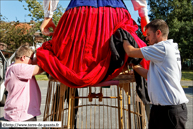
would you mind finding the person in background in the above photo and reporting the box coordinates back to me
[123,19,189,129]
[4,45,43,129]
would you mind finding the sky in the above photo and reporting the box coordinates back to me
[0,0,143,23]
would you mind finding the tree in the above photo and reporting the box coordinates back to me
[0,0,65,51]
[0,21,36,51]
[146,0,193,62]
[18,0,65,38]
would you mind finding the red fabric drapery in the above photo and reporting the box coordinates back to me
[37,7,149,88]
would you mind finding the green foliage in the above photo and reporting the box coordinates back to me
[18,0,65,40]
[0,0,66,50]
[0,21,35,51]
[146,0,193,60]
[18,0,65,26]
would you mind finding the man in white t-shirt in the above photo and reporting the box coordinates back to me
[123,19,189,129]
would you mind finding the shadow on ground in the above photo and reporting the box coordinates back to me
[183,87,193,96]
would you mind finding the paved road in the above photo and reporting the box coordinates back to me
[0,80,193,129]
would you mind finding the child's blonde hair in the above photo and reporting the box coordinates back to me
[15,45,34,59]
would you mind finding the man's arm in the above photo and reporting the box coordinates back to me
[123,40,144,58]
[133,65,148,79]
[123,40,148,78]
[33,65,44,76]
[31,57,44,76]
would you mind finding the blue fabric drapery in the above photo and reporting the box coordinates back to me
[66,0,127,10]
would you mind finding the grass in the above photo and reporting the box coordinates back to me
[181,70,193,81]
[35,70,193,81]
[35,74,48,80]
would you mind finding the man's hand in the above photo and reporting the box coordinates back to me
[32,57,37,65]
[133,65,148,79]
[123,40,144,58]
[40,18,56,36]
[141,16,150,37]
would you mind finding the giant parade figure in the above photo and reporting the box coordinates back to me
[37,0,150,88]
